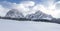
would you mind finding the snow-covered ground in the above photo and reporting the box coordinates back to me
[0,19,60,31]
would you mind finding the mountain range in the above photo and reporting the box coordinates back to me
[5,9,53,20]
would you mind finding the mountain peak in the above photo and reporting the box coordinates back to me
[5,9,24,18]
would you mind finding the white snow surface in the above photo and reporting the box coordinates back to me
[0,19,60,31]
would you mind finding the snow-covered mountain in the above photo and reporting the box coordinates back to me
[26,11,53,20]
[5,9,53,20]
[5,9,24,18]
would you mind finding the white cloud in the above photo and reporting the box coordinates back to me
[53,1,60,18]
[0,1,17,9]
[55,1,60,10]
[0,1,35,16]
[0,5,10,16]
[0,1,17,17]
[32,1,60,18]
[0,1,60,18]
[15,1,35,16]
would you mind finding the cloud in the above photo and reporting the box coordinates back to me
[0,1,17,9]
[0,1,17,16]
[0,5,9,16]
[0,0,60,18]
[0,1,35,16]
[15,1,35,16]
[32,0,60,18]
[55,1,60,10]
[53,1,60,18]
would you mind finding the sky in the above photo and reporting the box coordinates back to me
[0,0,60,18]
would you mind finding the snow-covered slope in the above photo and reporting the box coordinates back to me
[0,19,60,31]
